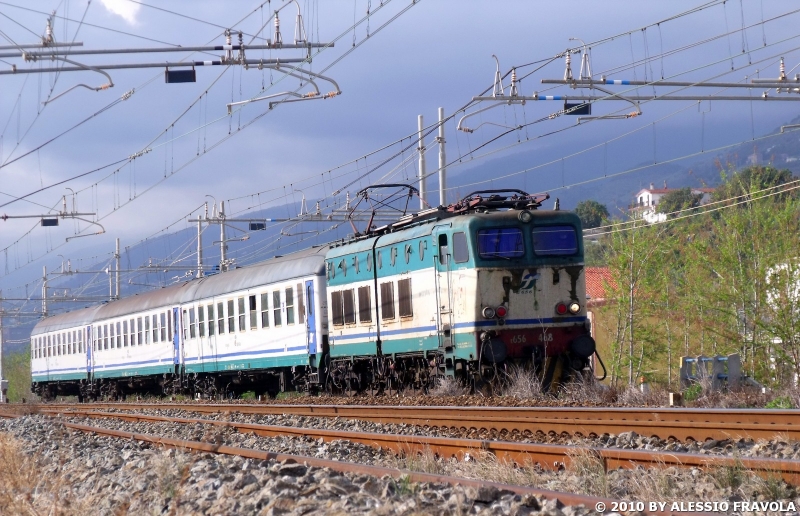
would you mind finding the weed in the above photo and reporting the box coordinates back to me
[684,383,702,401]
[276,391,304,401]
[567,447,609,498]
[501,365,544,400]
[239,391,257,400]
[765,396,793,409]
[429,377,469,397]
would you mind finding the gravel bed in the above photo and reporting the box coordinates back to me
[14,413,800,513]
[0,415,593,516]
[101,407,800,462]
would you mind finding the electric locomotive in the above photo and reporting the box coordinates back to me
[325,188,596,394]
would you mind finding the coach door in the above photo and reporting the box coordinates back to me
[172,307,182,366]
[433,228,454,349]
[305,280,317,355]
[86,326,93,379]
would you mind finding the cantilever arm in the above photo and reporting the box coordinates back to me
[43,56,114,104]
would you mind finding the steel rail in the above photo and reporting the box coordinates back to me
[49,419,623,514]
[42,403,800,442]
[46,408,800,486]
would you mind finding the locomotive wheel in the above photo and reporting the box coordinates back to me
[345,373,360,397]
[386,376,402,396]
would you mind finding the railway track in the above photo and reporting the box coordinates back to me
[43,402,800,441]
[38,407,800,486]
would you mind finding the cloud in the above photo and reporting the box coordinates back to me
[100,0,141,25]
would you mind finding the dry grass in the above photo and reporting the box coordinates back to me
[429,377,469,397]
[566,447,609,498]
[501,365,544,400]
[559,375,613,405]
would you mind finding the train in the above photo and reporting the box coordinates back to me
[30,188,597,401]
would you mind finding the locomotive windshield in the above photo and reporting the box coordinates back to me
[477,228,525,259]
[531,225,578,256]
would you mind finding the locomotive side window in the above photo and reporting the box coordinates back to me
[343,289,355,324]
[380,282,395,320]
[249,295,258,330]
[286,288,295,325]
[366,253,372,271]
[260,293,270,329]
[419,240,426,261]
[405,244,412,264]
[390,247,398,267]
[297,283,305,324]
[238,298,246,331]
[398,278,413,318]
[273,292,282,327]
[207,305,215,336]
[228,300,235,332]
[217,302,225,334]
[354,256,360,274]
[477,228,525,259]
[453,232,469,263]
[438,234,448,263]
[357,285,372,323]
[331,291,344,326]
[531,225,578,256]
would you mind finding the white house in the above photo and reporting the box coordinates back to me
[629,181,715,223]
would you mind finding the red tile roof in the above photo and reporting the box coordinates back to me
[586,267,615,306]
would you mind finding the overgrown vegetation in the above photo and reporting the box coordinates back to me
[4,348,32,402]
[590,165,800,389]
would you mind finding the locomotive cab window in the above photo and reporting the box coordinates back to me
[477,228,525,259]
[343,289,355,325]
[453,232,470,263]
[331,291,344,326]
[531,225,578,256]
[357,285,372,323]
[380,282,395,320]
[438,234,448,263]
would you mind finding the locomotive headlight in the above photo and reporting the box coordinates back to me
[482,307,496,319]
[568,302,581,314]
[517,210,533,223]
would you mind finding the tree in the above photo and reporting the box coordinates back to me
[656,187,703,214]
[574,200,610,229]
[712,165,796,202]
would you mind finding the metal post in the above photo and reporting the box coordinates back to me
[0,291,5,403]
[42,266,47,318]
[197,206,204,278]
[219,201,227,272]
[115,238,121,300]
[438,107,447,207]
[418,115,426,210]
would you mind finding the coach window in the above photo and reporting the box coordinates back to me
[249,295,257,330]
[260,293,270,329]
[286,288,295,325]
[273,291,282,327]
[56,334,61,355]
[189,308,196,339]
[67,332,72,354]
[145,316,151,344]
[453,232,469,263]
[331,291,344,326]
[197,307,205,338]
[115,322,120,348]
[79,331,84,353]
[419,240,427,261]
[353,256,360,274]
[366,253,373,272]
[217,302,225,334]
[110,324,116,349]
[405,244,412,264]
[161,313,167,341]
[103,324,109,350]
[207,305,215,336]
[183,310,189,339]
[238,298,246,331]
[380,282,395,320]
[390,247,398,267]
[153,314,159,342]
[296,283,305,324]
[137,317,143,345]
[438,234,449,263]
[228,300,235,332]
[122,321,128,347]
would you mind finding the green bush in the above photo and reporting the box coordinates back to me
[684,383,702,402]
[765,396,793,409]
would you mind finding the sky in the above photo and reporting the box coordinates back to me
[1,0,800,301]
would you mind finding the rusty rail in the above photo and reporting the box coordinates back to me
[45,408,800,486]
[57,420,621,513]
[42,402,800,441]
